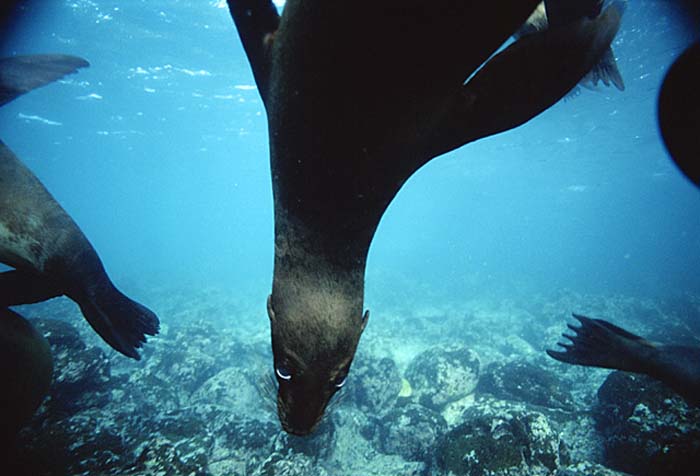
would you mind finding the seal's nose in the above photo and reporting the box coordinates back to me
[278,397,325,436]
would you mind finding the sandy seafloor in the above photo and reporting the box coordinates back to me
[7,277,700,476]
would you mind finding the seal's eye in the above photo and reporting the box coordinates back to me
[276,366,292,381]
[334,375,347,388]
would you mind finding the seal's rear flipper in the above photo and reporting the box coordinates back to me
[0,54,89,106]
[547,313,655,373]
[0,270,62,306]
[581,47,625,90]
[75,284,159,360]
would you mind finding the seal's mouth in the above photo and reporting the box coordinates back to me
[277,396,326,436]
[281,417,321,436]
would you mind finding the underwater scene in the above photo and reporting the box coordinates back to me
[1,0,699,475]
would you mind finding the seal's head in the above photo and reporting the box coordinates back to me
[267,294,368,435]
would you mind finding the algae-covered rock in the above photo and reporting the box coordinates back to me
[190,365,260,415]
[372,402,446,462]
[208,413,277,467]
[594,371,700,476]
[345,355,402,415]
[253,452,330,476]
[477,360,575,411]
[434,401,567,476]
[131,435,209,476]
[555,461,631,476]
[12,408,132,476]
[405,344,480,410]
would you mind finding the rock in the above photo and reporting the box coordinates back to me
[477,360,575,411]
[131,435,209,476]
[555,461,631,476]
[155,409,214,462]
[344,355,402,415]
[137,337,217,396]
[433,400,568,476]
[32,318,85,351]
[370,402,447,462]
[252,452,329,476]
[594,371,700,476]
[12,408,131,476]
[190,366,261,415]
[209,415,278,471]
[405,345,480,410]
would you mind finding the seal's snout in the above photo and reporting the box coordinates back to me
[277,392,326,436]
[281,418,319,437]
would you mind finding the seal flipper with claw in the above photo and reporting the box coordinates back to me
[0,54,159,359]
[548,313,700,405]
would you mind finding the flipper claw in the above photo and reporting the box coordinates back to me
[547,313,652,373]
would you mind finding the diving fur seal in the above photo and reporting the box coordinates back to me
[0,54,159,359]
[228,0,625,435]
[548,314,700,405]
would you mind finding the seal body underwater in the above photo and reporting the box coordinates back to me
[548,314,700,405]
[0,307,52,446]
[228,0,625,435]
[0,54,159,359]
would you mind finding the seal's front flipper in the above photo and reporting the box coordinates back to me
[73,281,159,360]
[0,270,62,306]
[547,313,656,373]
[426,1,624,159]
[0,54,89,106]
[227,0,280,106]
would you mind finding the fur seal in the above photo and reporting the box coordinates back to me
[0,54,159,359]
[548,314,700,405]
[0,307,52,445]
[228,0,625,435]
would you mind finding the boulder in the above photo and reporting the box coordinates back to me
[477,360,575,411]
[594,371,700,476]
[434,400,568,476]
[405,345,480,410]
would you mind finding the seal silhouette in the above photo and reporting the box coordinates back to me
[0,54,159,359]
[228,0,625,435]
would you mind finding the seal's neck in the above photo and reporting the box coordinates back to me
[270,212,368,330]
